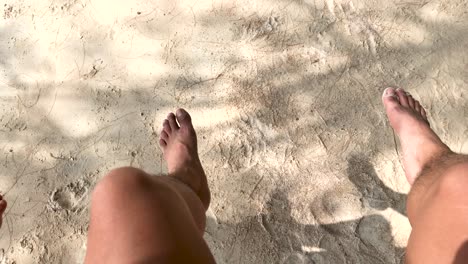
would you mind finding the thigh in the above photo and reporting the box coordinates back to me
[84,168,216,264]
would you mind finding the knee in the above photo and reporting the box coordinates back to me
[92,167,152,201]
[435,162,468,199]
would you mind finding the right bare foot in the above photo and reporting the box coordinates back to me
[382,87,451,185]
[159,109,211,210]
[0,195,6,228]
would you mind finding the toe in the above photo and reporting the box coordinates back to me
[407,94,415,109]
[160,131,169,141]
[176,108,194,130]
[0,200,6,213]
[159,139,167,148]
[167,113,179,130]
[382,87,401,110]
[414,101,421,113]
[163,119,171,133]
[421,107,427,119]
[396,88,409,107]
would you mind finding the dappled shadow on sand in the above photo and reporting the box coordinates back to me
[207,154,406,264]
[1,0,468,262]
[208,193,405,263]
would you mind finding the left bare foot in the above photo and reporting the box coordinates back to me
[159,109,211,210]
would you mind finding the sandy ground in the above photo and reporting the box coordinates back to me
[1,0,468,263]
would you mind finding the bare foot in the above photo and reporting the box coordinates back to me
[0,195,7,228]
[382,87,451,185]
[159,109,210,209]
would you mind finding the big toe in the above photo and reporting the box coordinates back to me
[176,108,194,130]
[0,200,7,214]
[382,87,401,111]
[0,198,4,228]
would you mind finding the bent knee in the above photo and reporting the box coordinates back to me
[92,167,152,200]
[435,162,468,199]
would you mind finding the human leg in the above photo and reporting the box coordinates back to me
[85,109,215,264]
[383,87,468,263]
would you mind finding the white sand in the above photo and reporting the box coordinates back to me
[1,0,468,263]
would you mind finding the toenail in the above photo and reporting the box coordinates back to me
[383,88,396,97]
